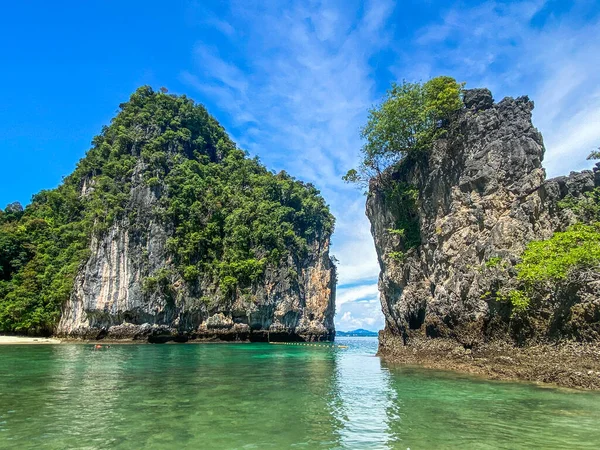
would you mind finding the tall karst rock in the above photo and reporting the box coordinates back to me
[367,88,600,385]
[0,87,336,342]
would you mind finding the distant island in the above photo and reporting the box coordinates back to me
[336,329,378,337]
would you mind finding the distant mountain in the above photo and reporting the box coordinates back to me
[336,329,378,337]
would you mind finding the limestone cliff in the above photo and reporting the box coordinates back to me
[0,86,335,341]
[367,89,600,355]
[56,89,336,342]
[57,202,335,342]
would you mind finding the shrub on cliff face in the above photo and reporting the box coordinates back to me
[517,223,600,284]
[0,86,334,334]
[496,178,600,316]
[343,76,464,184]
[384,182,421,256]
[587,148,600,160]
[558,187,600,223]
[505,223,600,315]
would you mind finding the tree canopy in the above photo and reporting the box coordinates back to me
[344,76,464,184]
[587,148,600,160]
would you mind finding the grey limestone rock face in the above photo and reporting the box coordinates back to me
[57,163,336,342]
[463,88,494,111]
[367,88,599,347]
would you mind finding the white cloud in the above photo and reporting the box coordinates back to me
[337,283,379,306]
[192,44,250,95]
[179,71,257,126]
[528,20,600,176]
[336,299,384,331]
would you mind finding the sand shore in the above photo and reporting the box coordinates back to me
[0,335,62,345]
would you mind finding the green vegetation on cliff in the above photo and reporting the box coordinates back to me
[506,188,600,313]
[385,182,421,261]
[0,86,334,334]
[517,223,600,285]
[345,76,463,262]
[344,76,464,184]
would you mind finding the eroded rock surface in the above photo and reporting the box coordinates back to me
[58,172,335,342]
[367,89,600,352]
[58,175,335,342]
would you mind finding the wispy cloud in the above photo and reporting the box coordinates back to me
[180,0,392,284]
[337,283,379,306]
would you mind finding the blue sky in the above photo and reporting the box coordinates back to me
[1,0,599,331]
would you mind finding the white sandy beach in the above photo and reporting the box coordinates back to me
[0,336,62,344]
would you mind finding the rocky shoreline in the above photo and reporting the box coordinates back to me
[56,318,334,343]
[0,332,332,345]
[378,329,600,390]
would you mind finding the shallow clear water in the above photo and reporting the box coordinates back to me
[1,337,599,449]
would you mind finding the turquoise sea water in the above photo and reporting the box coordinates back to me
[1,337,599,449]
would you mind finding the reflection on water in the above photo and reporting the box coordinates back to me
[1,338,600,449]
[333,338,398,449]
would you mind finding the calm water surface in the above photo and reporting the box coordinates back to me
[1,337,599,449]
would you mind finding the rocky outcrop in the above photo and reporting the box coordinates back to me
[57,167,335,342]
[57,191,334,341]
[367,89,600,373]
[53,88,336,343]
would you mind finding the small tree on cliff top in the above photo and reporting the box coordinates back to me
[587,148,600,160]
[344,76,464,184]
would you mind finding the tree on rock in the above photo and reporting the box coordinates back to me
[344,76,464,184]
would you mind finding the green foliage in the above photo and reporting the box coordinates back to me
[162,152,332,290]
[387,228,406,237]
[485,257,503,268]
[498,290,531,315]
[146,177,161,188]
[345,76,464,183]
[287,267,298,281]
[587,148,600,160]
[182,265,201,282]
[0,191,92,334]
[0,86,334,334]
[558,187,600,223]
[219,276,238,294]
[501,189,600,316]
[341,169,360,184]
[142,268,176,306]
[142,276,158,294]
[516,223,600,285]
[388,251,406,262]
